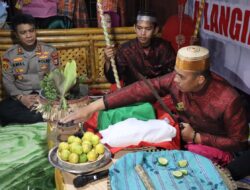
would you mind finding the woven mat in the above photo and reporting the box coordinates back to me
[214,164,237,190]
[59,148,239,190]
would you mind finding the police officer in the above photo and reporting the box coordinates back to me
[0,14,60,126]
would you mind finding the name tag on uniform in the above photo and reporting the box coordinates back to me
[13,57,23,62]
[15,68,24,73]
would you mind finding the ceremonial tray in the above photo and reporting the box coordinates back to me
[48,146,112,174]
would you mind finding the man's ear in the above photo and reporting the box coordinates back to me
[153,26,159,35]
[198,75,206,85]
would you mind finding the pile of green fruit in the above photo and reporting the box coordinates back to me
[158,157,189,178]
[57,131,105,164]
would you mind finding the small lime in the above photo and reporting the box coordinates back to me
[158,157,168,166]
[180,169,188,175]
[79,153,88,163]
[178,160,188,167]
[172,170,183,178]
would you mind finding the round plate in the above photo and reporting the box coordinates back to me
[48,146,112,174]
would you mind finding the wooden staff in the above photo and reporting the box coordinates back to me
[191,0,205,44]
[97,0,121,89]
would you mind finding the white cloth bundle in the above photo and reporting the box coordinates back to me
[100,118,176,147]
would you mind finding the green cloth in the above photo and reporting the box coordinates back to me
[0,123,55,190]
[97,102,156,131]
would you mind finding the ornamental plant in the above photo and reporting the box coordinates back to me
[37,60,87,116]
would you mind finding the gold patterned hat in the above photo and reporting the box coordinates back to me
[175,45,210,71]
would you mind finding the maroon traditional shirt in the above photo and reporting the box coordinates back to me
[104,72,249,152]
[104,38,176,86]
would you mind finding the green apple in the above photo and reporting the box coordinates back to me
[67,135,76,144]
[82,131,94,141]
[82,143,92,153]
[91,135,100,146]
[71,144,83,155]
[68,153,79,164]
[95,143,105,154]
[60,149,70,161]
[79,153,88,163]
[58,142,69,152]
[87,150,98,162]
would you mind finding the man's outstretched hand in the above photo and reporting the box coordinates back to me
[59,98,106,124]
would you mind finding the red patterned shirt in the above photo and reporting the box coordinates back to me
[105,38,176,86]
[104,72,249,152]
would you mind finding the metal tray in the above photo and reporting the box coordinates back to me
[48,146,112,174]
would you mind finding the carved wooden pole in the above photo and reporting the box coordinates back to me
[97,0,121,89]
[191,0,205,44]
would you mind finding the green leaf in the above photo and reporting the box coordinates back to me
[62,60,77,96]
[49,69,65,95]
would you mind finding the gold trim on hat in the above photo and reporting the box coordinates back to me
[175,57,209,71]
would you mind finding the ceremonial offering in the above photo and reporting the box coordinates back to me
[48,133,112,174]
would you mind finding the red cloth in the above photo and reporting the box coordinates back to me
[104,72,249,152]
[162,14,195,53]
[185,144,233,166]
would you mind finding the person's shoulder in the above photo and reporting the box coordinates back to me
[119,38,137,48]
[210,73,239,99]
[38,41,57,51]
[3,44,19,56]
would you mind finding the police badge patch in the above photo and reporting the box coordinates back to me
[2,58,10,72]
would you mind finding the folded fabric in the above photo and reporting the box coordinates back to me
[185,143,233,166]
[98,102,156,131]
[100,118,176,147]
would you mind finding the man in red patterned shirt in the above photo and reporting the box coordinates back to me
[61,45,249,164]
[104,10,176,86]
